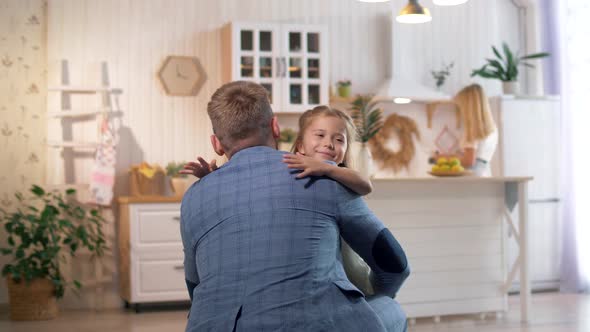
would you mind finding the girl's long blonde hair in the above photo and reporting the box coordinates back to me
[292,106,357,167]
[454,84,497,143]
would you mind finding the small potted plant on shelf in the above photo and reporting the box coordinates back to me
[166,161,189,196]
[278,128,297,152]
[336,80,352,98]
[431,62,454,90]
[350,95,383,176]
[0,185,107,321]
[471,42,549,95]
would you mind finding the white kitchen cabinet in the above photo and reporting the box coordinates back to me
[222,22,329,113]
[490,96,562,290]
[118,197,188,311]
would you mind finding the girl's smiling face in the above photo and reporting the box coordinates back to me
[297,115,348,164]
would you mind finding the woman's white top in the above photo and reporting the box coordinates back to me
[473,130,499,177]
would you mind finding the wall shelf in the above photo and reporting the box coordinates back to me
[49,86,113,93]
[47,109,122,118]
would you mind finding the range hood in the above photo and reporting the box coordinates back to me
[375,77,450,103]
[373,10,451,104]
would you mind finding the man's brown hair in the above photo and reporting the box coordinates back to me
[207,81,274,150]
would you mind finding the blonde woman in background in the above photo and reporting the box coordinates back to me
[454,84,498,176]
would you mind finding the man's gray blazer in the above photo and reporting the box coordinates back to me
[181,146,410,331]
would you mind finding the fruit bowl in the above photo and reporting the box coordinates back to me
[428,170,472,177]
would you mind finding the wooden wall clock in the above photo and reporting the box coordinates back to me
[157,56,207,96]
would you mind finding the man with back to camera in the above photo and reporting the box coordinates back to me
[180,81,410,331]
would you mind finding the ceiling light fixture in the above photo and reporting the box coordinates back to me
[396,0,432,24]
[394,97,412,104]
[433,0,469,6]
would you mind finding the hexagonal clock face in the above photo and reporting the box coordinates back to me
[158,56,207,96]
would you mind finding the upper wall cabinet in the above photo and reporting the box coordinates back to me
[222,22,329,113]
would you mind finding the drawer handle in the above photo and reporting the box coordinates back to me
[172,216,181,222]
[174,265,184,270]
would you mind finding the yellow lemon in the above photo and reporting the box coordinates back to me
[439,164,451,171]
[451,165,463,172]
[436,157,448,166]
[431,165,440,172]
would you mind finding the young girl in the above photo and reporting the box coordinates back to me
[282,105,372,195]
[182,105,372,195]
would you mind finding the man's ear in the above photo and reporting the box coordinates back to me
[271,116,280,139]
[210,134,225,156]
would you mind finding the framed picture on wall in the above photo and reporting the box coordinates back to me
[157,56,207,96]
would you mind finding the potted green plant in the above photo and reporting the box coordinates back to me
[0,185,107,321]
[278,128,297,152]
[336,80,352,98]
[166,161,189,196]
[471,42,549,94]
[431,62,454,90]
[350,95,383,176]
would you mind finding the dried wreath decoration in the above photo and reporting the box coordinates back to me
[368,113,421,173]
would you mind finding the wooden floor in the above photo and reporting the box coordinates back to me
[0,292,588,332]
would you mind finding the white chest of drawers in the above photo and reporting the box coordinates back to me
[118,196,189,307]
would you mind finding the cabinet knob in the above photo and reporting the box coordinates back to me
[172,216,181,222]
[174,265,184,270]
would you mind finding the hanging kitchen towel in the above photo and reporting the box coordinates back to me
[90,115,118,205]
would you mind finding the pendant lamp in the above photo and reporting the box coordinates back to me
[396,0,432,24]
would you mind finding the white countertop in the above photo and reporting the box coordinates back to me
[371,176,532,183]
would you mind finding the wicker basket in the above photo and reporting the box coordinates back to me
[128,163,166,196]
[6,278,58,321]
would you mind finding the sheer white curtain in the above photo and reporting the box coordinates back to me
[551,0,590,292]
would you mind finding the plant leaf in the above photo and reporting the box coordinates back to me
[472,68,499,79]
[502,42,516,80]
[485,59,506,75]
[492,46,503,60]
[15,248,24,259]
[520,52,550,60]
[31,185,45,197]
[1,264,13,276]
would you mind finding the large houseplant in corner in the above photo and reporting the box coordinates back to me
[471,42,549,94]
[0,185,107,320]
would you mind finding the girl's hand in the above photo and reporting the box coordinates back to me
[179,157,218,179]
[282,153,332,178]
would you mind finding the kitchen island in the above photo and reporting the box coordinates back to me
[365,176,532,322]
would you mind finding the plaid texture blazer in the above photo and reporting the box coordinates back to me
[181,146,409,331]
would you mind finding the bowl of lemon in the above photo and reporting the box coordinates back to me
[429,157,471,177]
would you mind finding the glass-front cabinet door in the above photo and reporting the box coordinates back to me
[280,25,328,113]
[226,22,328,113]
[232,23,281,110]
